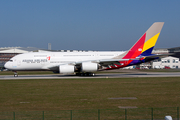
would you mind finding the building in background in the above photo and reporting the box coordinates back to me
[0,47,48,70]
[152,56,179,69]
[139,47,180,69]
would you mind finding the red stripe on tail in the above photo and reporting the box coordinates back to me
[123,33,146,59]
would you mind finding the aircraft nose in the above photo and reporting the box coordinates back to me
[4,62,10,69]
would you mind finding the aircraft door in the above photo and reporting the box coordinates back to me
[17,60,21,66]
[12,59,18,68]
[95,54,99,58]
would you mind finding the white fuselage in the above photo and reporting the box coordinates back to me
[5,51,125,71]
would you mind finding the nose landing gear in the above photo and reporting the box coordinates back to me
[13,71,18,77]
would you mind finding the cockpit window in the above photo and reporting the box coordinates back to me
[9,60,13,62]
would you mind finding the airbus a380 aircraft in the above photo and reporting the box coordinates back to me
[5,22,164,76]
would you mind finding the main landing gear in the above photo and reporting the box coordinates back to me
[76,72,95,76]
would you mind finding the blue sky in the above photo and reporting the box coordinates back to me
[0,0,180,51]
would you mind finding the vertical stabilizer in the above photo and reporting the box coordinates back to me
[115,22,164,59]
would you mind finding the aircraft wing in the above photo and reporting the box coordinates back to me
[47,59,131,70]
[74,53,174,66]
[47,53,173,71]
[74,58,136,65]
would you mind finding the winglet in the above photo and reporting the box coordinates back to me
[117,22,164,59]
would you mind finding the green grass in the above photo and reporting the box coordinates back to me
[0,77,180,111]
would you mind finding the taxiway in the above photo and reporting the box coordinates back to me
[1,72,180,80]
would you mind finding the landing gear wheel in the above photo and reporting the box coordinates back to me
[14,71,18,77]
[76,72,95,76]
[14,74,18,77]
[87,72,95,76]
[92,73,95,76]
[75,73,80,76]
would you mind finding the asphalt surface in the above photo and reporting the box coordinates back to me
[1,72,180,80]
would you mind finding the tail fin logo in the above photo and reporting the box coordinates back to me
[123,22,164,59]
[138,48,142,51]
[47,56,51,60]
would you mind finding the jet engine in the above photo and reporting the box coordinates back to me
[81,62,98,72]
[59,65,75,74]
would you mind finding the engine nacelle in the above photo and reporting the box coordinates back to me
[59,65,75,74]
[81,62,98,72]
